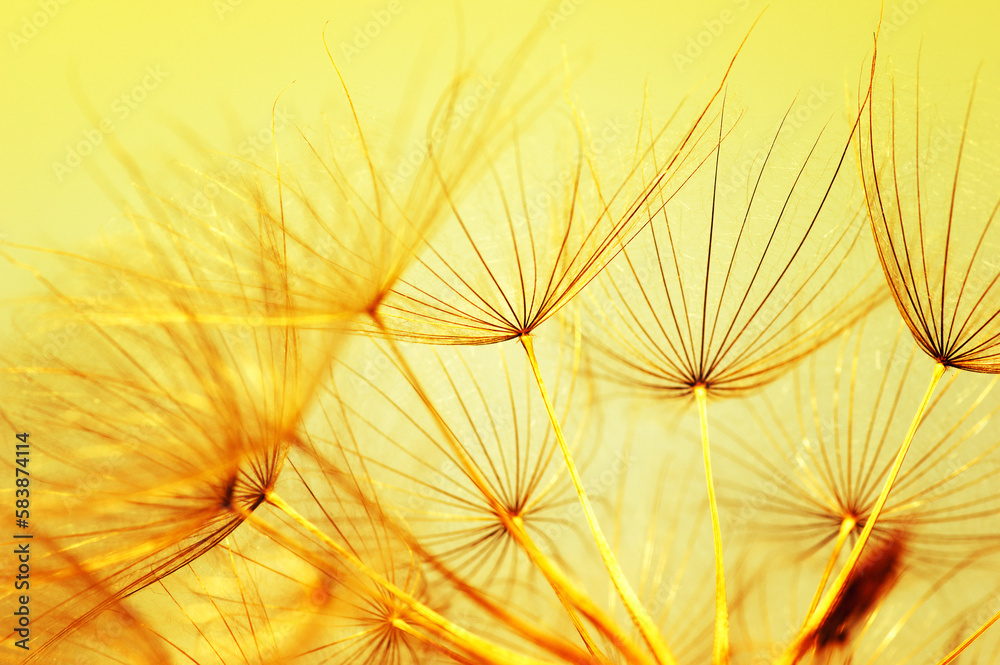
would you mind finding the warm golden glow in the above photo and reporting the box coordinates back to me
[4,2,1000,664]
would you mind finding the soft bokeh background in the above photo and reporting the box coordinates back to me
[3,3,1000,662]
[2,0,999,302]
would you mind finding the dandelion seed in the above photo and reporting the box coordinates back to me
[0,237,323,658]
[587,87,884,665]
[813,532,906,653]
[861,49,1000,375]
[785,43,1000,661]
[720,315,1000,570]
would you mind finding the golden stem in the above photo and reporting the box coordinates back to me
[694,386,730,665]
[374,317,642,664]
[502,516,625,664]
[261,492,555,665]
[802,516,857,627]
[391,619,483,665]
[521,333,678,665]
[419,546,603,665]
[936,607,1000,665]
[776,362,946,665]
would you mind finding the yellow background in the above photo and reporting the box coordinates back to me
[2,0,998,301]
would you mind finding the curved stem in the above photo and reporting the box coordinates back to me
[414,534,601,665]
[501,516,622,665]
[777,362,946,665]
[247,493,553,665]
[521,333,678,665]
[694,386,730,665]
[937,607,1000,665]
[802,516,857,628]
[375,317,644,664]
[391,619,487,665]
